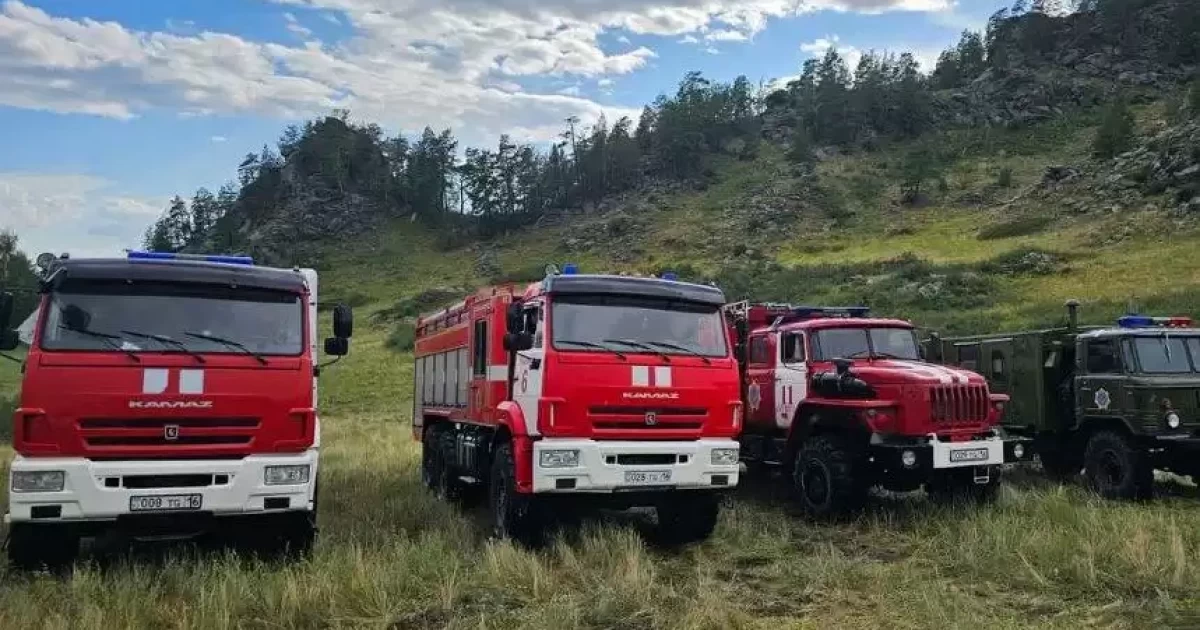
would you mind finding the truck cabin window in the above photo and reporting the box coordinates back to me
[41,281,304,356]
[1132,336,1194,374]
[551,295,727,358]
[812,327,920,361]
[1085,339,1122,374]
[782,333,805,364]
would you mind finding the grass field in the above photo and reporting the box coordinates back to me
[4,105,1200,628]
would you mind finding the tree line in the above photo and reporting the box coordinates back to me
[143,0,1200,254]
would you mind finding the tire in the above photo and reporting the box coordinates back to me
[489,442,542,546]
[1083,430,1153,500]
[6,523,79,572]
[926,466,1001,505]
[792,434,867,519]
[654,493,720,546]
[421,424,442,491]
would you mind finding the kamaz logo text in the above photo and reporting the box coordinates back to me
[129,400,214,410]
[622,392,680,400]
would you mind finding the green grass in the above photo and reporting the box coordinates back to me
[5,101,1200,627]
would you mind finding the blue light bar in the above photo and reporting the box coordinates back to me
[661,271,679,281]
[128,251,254,265]
[791,306,871,319]
[1118,315,1154,328]
[562,263,579,275]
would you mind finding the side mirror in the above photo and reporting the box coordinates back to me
[834,358,853,376]
[506,303,523,334]
[332,303,353,339]
[0,292,12,331]
[62,304,91,332]
[503,332,533,352]
[324,336,349,356]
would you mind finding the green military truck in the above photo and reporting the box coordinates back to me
[926,301,1200,500]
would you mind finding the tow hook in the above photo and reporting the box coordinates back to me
[973,466,991,485]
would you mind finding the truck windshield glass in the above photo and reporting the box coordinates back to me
[813,327,920,361]
[41,281,304,356]
[1133,336,1194,373]
[552,295,727,358]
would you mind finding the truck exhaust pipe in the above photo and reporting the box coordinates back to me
[1065,299,1080,332]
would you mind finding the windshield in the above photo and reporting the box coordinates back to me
[812,327,920,361]
[1133,336,1195,373]
[40,281,304,356]
[551,295,727,358]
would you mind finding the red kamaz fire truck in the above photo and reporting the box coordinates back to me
[413,266,742,544]
[725,303,1032,516]
[0,252,353,569]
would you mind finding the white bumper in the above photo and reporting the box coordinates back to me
[532,439,740,493]
[930,436,1005,469]
[6,450,318,524]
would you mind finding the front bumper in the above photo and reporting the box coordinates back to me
[531,439,740,493]
[872,434,1033,473]
[6,450,318,524]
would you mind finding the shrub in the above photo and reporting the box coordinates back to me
[385,323,416,352]
[997,167,1014,188]
[490,263,550,285]
[373,288,462,323]
[1189,79,1200,118]
[977,216,1054,240]
[1093,95,1135,159]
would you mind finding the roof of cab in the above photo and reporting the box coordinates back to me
[539,274,726,306]
[773,317,915,333]
[44,258,307,293]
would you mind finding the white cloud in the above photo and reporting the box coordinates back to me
[678,34,699,44]
[284,12,313,38]
[0,0,952,145]
[598,78,614,87]
[211,135,227,143]
[616,35,631,44]
[800,35,862,72]
[704,46,720,55]
[557,85,582,96]
[0,172,165,258]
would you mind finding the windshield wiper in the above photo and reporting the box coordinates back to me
[59,325,141,363]
[644,341,711,365]
[604,338,671,363]
[184,331,268,365]
[120,330,206,364]
[557,339,626,360]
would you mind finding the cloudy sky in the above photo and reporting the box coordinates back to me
[0,0,1007,258]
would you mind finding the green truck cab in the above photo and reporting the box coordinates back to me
[926,302,1200,499]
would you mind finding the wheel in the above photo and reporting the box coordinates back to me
[489,442,543,546]
[6,523,79,572]
[1083,430,1153,500]
[792,434,867,519]
[653,493,720,546]
[238,512,316,560]
[926,466,1001,505]
[421,425,442,490]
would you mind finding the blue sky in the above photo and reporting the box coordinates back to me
[0,0,1009,258]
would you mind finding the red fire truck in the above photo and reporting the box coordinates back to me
[413,266,742,544]
[725,303,1031,516]
[0,252,353,569]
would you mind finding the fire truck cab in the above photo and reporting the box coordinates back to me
[414,266,742,545]
[0,252,353,569]
[726,303,1032,517]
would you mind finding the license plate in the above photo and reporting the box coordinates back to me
[624,471,672,485]
[129,494,202,512]
[949,448,990,463]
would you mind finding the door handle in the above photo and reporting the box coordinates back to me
[531,358,542,370]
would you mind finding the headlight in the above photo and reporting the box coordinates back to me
[539,450,580,468]
[11,470,65,493]
[901,450,918,469]
[1167,412,1182,429]
[1013,444,1026,459]
[711,448,740,466]
[264,465,311,485]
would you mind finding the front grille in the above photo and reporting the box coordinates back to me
[79,417,260,449]
[931,385,989,423]
[122,474,219,489]
[615,454,678,466]
[591,408,705,430]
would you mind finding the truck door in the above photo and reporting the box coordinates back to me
[469,316,491,422]
[776,331,807,429]
[512,302,544,435]
[1077,337,1126,425]
[746,333,776,429]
